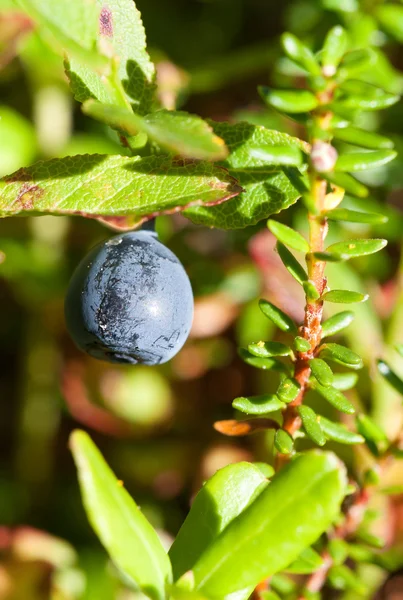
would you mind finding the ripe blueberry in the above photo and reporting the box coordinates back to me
[65,230,194,365]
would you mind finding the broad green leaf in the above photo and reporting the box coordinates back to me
[233,395,285,416]
[277,378,301,403]
[326,238,387,259]
[0,155,241,227]
[321,290,368,304]
[70,430,172,600]
[277,242,308,285]
[313,383,355,414]
[335,150,397,172]
[321,26,348,72]
[259,87,319,113]
[169,462,268,582]
[319,416,364,444]
[268,220,310,253]
[285,546,324,574]
[65,0,155,114]
[319,343,363,369]
[332,126,394,150]
[309,358,333,387]
[298,405,326,446]
[248,341,292,358]
[281,33,321,76]
[332,372,358,391]
[321,311,355,338]
[249,145,303,166]
[192,452,347,597]
[377,359,403,395]
[184,122,305,229]
[294,337,311,352]
[274,429,294,454]
[16,0,108,70]
[239,349,288,372]
[325,172,368,198]
[375,5,403,43]
[83,101,228,161]
[324,208,387,225]
[258,299,298,333]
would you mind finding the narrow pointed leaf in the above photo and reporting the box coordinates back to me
[83,101,228,161]
[319,343,363,369]
[311,251,346,262]
[337,48,376,80]
[324,208,387,225]
[281,33,321,75]
[268,220,310,253]
[309,358,333,387]
[277,242,308,285]
[249,145,303,166]
[303,280,320,300]
[377,359,403,395]
[277,378,301,403]
[239,348,288,372]
[248,341,292,358]
[258,299,298,333]
[326,238,387,258]
[233,395,285,416]
[313,383,355,414]
[294,337,311,352]
[259,87,319,113]
[298,405,326,446]
[285,546,324,574]
[332,372,358,391]
[321,311,355,338]
[169,462,268,581]
[321,290,368,304]
[192,452,347,597]
[70,431,172,600]
[321,26,348,72]
[319,416,364,444]
[274,429,294,454]
[332,126,394,150]
[335,150,397,172]
[325,172,368,198]
[0,155,241,227]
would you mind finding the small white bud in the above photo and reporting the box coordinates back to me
[311,141,338,173]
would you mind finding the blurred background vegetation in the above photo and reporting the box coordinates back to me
[1,0,403,598]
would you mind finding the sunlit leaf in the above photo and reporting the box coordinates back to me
[309,358,333,387]
[332,126,394,150]
[274,429,294,454]
[298,405,326,446]
[326,238,387,259]
[258,299,298,333]
[259,87,319,113]
[324,208,387,225]
[277,242,308,284]
[321,26,348,73]
[268,219,310,253]
[335,150,397,172]
[321,290,368,304]
[321,311,355,338]
[277,377,301,403]
[319,342,363,369]
[319,416,364,444]
[233,395,285,416]
[248,341,292,358]
[281,33,321,75]
[313,383,355,414]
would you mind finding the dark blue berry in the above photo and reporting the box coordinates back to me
[65,230,194,365]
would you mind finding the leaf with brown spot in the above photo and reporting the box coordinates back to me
[0,154,241,229]
[214,418,279,437]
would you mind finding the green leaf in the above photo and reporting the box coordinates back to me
[321,26,348,73]
[16,0,108,71]
[309,358,333,387]
[328,564,367,594]
[328,539,349,565]
[319,416,364,444]
[337,48,376,80]
[239,348,288,372]
[356,414,388,454]
[192,451,347,597]
[274,429,294,454]
[319,343,363,369]
[253,463,275,478]
[395,343,403,358]
[184,122,305,229]
[375,5,403,43]
[377,359,403,395]
[313,383,355,414]
[249,145,303,166]
[233,392,283,417]
[298,405,326,446]
[325,172,368,198]
[311,251,346,262]
[332,126,394,150]
[70,430,172,600]
[0,155,241,227]
[65,0,155,115]
[321,289,368,304]
[326,238,387,259]
[248,341,292,358]
[169,462,268,582]
[285,546,324,574]
[335,150,397,172]
[268,219,310,253]
[294,336,311,352]
[258,299,298,333]
[335,86,399,111]
[332,372,358,391]
[324,208,388,225]
[321,311,355,338]
[83,102,228,161]
[281,33,321,76]
[259,87,319,113]
[303,280,321,300]
[277,378,301,403]
[277,242,308,285]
